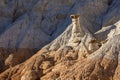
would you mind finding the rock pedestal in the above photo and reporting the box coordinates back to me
[68,14,84,47]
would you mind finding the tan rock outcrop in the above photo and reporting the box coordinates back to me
[21,70,38,80]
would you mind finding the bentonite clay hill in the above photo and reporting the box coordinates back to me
[0,0,120,80]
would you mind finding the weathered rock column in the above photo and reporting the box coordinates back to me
[68,14,84,47]
[70,14,84,37]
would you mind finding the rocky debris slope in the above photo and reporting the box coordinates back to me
[0,0,120,80]
[0,27,120,80]
[0,0,112,73]
[0,48,38,73]
[0,0,76,73]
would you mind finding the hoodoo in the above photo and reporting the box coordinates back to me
[68,14,84,47]
[70,14,84,37]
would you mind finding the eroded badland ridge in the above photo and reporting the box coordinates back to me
[0,0,120,80]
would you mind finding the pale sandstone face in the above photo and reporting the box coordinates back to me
[71,14,84,37]
[67,14,85,47]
